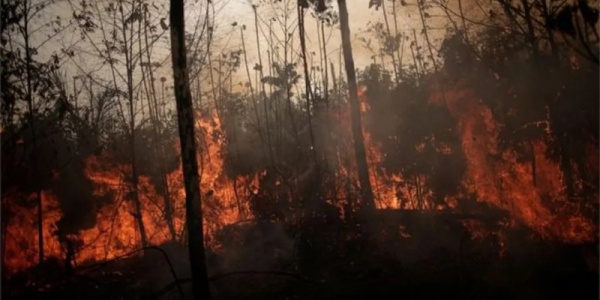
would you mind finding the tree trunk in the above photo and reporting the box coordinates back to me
[321,21,329,108]
[23,0,44,265]
[253,5,275,166]
[381,0,399,81]
[529,141,537,187]
[520,0,539,58]
[117,0,148,249]
[125,40,148,251]
[141,8,177,241]
[169,1,212,299]
[298,3,318,163]
[337,0,375,210]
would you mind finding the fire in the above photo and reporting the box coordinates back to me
[433,78,597,244]
[329,85,437,210]
[2,110,259,276]
[73,155,175,264]
[2,80,596,276]
[3,191,63,272]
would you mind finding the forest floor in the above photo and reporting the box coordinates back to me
[3,221,598,299]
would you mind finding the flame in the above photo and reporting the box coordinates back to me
[433,78,597,244]
[2,111,259,275]
[2,80,596,276]
[325,85,438,211]
[3,191,63,272]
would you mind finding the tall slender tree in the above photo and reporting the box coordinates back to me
[337,0,375,209]
[298,2,318,163]
[169,0,212,299]
[3,0,68,265]
[21,0,45,265]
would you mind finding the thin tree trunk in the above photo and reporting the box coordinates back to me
[140,9,176,241]
[240,26,266,147]
[207,47,217,111]
[416,0,439,73]
[410,41,420,79]
[392,0,403,80]
[317,17,324,95]
[267,20,280,148]
[119,0,148,248]
[170,1,212,298]
[321,21,329,109]
[529,141,537,187]
[337,0,375,210]
[330,61,337,101]
[23,0,44,265]
[538,0,558,61]
[298,3,318,163]
[253,5,275,166]
[412,29,425,75]
[283,2,300,146]
[520,0,539,58]
[381,0,399,82]
[458,0,469,43]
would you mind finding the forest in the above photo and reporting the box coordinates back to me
[1,0,598,299]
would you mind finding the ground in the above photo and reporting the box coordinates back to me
[3,218,598,299]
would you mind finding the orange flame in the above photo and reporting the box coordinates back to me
[2,111,259,275]
[432,79,597,244]
[3,81,596,276]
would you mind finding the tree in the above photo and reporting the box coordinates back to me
[0,0,68,266]
[169,0,211,299]
[68,0,177,248]
[337,0,375,209]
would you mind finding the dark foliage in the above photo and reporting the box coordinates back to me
[1,0,598,298]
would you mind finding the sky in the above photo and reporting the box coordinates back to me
[180,0,444,92]
[218,0,426,68]
[28,0,452,111]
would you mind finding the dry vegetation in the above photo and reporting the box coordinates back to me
[1,0,598,299]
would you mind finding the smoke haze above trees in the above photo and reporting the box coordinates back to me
[1,0,598,298]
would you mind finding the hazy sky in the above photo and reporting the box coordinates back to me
[30,0,450,107]
[218,0,426,68]
[184,0,441,91]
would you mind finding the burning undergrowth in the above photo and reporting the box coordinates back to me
[3,73,596,276]
[4,74,598,267]
[1,34,598,300]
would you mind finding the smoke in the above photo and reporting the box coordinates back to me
[215,221,295,272]
[54,160,101,242]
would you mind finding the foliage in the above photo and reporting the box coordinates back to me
[1,2,598,294]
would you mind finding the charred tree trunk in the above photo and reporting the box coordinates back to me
[321,21,329,108]
[298,3,318,163]
[392,0,404,79]
[529,141,537,187]
[521,0,539,58]
[240,26,266,149]
[253,5,275,167]
[142,8,177,241]
[337,0,375,210]
[119,0,148,249]
[128,87,148,249]
[169,1,212,299]
[559,137,575,198]
[381,0,399,82]
[538,0,559,61]
[23,0,44,265]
